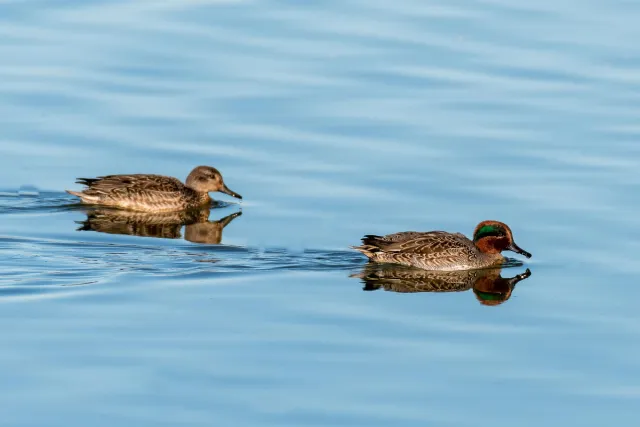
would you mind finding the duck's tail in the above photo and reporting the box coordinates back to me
[66,190,100,203]
[350,236,384,259]
[75,178,101,186]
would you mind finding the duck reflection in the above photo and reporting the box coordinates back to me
[352,263,531,306]
[76,207,241,244]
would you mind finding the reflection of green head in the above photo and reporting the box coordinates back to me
[474,290,506,301]
[473,289,511,306]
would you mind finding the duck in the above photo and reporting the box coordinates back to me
[66,166,242,212]
[352,220,531,271]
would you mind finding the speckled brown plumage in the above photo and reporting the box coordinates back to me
[66,166,241,212]
[352,220,531,271]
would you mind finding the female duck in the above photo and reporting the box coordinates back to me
[352,220,531,271]
[66,165,242,212]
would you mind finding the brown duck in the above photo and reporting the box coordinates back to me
[66,166,241,212]
[352,220,531,271]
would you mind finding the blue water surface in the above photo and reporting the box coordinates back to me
[1,1,640,426]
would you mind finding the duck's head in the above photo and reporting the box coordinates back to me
[185,166,242,200]
[472,220,531,258]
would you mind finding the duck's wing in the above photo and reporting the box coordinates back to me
[364,231,429,243]
[76,174,184,197]
[361,231,473,256]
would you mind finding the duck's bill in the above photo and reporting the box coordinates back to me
[220,185,242,200]
[508,243,532,259]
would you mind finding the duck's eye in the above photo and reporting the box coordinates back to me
[198,175,208,181]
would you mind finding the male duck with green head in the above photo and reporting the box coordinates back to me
[352,220,532,271]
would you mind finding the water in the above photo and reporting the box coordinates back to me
[1,0,640,425]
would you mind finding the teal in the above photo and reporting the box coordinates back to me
[66,166,241,212]
[352,220,531,271]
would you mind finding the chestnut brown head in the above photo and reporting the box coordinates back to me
[185,166,242,200]
[472,220,531,258]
